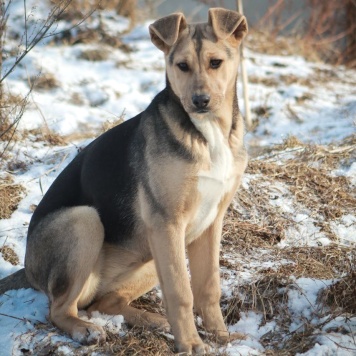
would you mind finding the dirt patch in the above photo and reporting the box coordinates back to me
[0,176,25,219]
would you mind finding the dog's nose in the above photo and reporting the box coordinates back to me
[192,94,210,109]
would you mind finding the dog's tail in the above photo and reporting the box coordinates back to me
[0,268,32,295]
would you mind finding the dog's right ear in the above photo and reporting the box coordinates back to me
[149,13,187,53]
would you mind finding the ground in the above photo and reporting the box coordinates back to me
[0,2,355,355]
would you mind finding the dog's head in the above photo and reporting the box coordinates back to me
[149,8,247,117]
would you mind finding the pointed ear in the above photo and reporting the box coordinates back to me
[149,13,187,53]
[208,8,248,46]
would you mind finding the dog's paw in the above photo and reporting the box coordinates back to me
[214,330,246,345]
[175,339,210,355]
[72,322,106,345]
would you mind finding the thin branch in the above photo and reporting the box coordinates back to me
[23,0,28,49]
[0,312,28,322]
[42,7,98,40]
[0,1,103,84]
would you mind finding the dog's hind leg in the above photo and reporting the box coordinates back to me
[88,259,170,331]
[25,206,106,344]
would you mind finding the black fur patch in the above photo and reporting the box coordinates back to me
[192,25,204,59]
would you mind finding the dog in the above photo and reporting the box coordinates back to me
[0,8,248,354]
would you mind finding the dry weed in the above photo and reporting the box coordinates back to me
[101,112,125,133]
[0,245,19,265]
[131,289,165,316]
[274,245,355,279]
[320,272,356,315]
[78,47,111,61]
[24,127,67,146]
[0,176,25,219]
[56,25,132,50]
[249,76,279,87]
[222,275,290,324]
[0,93,23,142]
[31,73,60,91]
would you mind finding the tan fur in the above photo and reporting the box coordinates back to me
[16,8,249,354]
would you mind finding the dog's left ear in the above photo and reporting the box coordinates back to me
[149,13,187,53]
[208,8,248,46]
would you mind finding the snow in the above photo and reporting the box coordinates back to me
[0,2,355,355]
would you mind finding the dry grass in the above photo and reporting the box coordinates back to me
[245,136,356,227]
[31,73,60,91]
[321,272,356,315]
[100,112,125,133]
[274,246,355,279]
[24,127,67,146]
[0,245,20,265]
[222,244,354,320]
[247,31,327,65]
[0,93,24,143]
[25,325,175,355]
[78,47,111,61]
[0,175,25,219]
[56,24,133,50]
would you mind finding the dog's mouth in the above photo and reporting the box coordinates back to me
[195,108,210,114]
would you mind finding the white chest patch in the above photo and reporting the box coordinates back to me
[188,115,235,240]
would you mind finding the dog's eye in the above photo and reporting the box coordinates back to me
[177,62,189,72]
[210,59,222,69]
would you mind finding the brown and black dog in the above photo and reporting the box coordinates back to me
[0,8,248,354]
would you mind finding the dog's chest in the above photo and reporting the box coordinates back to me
[188,118,235,240]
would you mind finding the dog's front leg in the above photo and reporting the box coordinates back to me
[148,223,209,354]
[188,217,246,345]
[187,217,229,343]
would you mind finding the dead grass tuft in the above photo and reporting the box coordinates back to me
[101,112,125,133]
[0,245,20,265]
[252,105,272,119]
[78,47,111,61]
[249,76,279,87]
[223,275,290,324]
[131,289,165,316]
[32,73,60,91]
[0,93,23,142]
[25,127,67,146]
[321,272,356,315]
[0,176,25,219]
[57,24,133,51]
[274,245,355,279]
